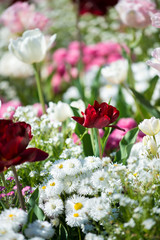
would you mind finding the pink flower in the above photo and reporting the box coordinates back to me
[106,118,144,150]
[151,12,160,28]
[0,100,21,119]
[22,186,32,196]
[115,0,156,28]
[7,191,15,196]
[146,48,160,75]
[0,2,49,33]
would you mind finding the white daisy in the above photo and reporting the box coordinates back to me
[24,220,55,239]
[91,169,109,191]
[65,211,88,227]
[44,198,64,218]
[82,156,102,172]
[50,159,66,179]
[63,158,82,176]
[65,194,89,215]
[87,197,110,221]
[63,175,79,194]
[46,179,64,198]
[0,208,27,231]
[0,231,25,240]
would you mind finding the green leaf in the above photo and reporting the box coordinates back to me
[72,106,93,156]
[59,223,68,240]
[101,127,111,155]
[130,88,160,118]
[143,75,159,101]
[115,127,139,165]
[0,200,6,210]
[116,86,132,118]
[90,67,102,104]
[33,204,45,221]
[28,188,39,207]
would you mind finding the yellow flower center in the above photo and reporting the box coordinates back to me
[73,213,79,217]
[8,214,14,218]
[114,164,117,166]
[99,177,104,181]
[50,182,55,186]
[58,164,63,169]
[133,173,137,177]
[109,192,112,195]
[74,202,83,210]
[42,186,46,190]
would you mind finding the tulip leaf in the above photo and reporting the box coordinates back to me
[33,204,45,221]
[28,187,39,207]
[90,66,102,104]
[143,75,159,101]
[130,88,160,118]
[114,127,139,165]
[101,127,112,155]
[116,86,132,118]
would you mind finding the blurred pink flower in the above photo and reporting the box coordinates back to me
[151,12,160,28]
[51,41,124,92]
[7,191,15,196]
[146,48,160,75]
[33,103,46,117]
[106,118,145,150]
[115,0,156,28]
[0,1,49,33]
[0,100,21,119]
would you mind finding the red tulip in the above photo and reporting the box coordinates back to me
[72,100,124,129]
[72,0,119,16]
[0,119,48,172]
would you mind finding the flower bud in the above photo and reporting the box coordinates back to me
[138,117,160,136]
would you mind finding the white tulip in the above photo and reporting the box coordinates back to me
[8,28,56,64]
[138,117,160,136]
[101,59,128,84]
[143,135,158,156]
[70,99,85,113]
[53,101,73,122]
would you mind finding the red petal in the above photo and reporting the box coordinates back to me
[0,148,49,172]
[0,121,32,160]
[72,116,84,125]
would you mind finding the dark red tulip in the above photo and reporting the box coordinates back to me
[72,100,124,129]
[0,119,48,172]
[72,0,119,16]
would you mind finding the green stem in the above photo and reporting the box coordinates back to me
[33,63,46,114]
[11,166,25,210]
[78,227,82,240]
[96,129,102,159]
[0,172,6,188]
[90,128,95,155]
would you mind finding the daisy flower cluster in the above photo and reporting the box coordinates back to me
[37,137,160,239]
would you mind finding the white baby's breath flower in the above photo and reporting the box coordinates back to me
[24,220,55,239]
[138,117,160,136]
[124,218,135,228]
[142,218,156,230]
[85,233,104,240]
[9,28,56,64]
